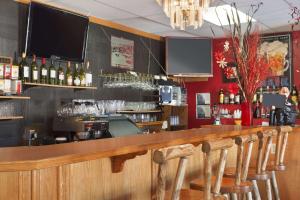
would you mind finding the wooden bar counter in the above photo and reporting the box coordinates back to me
[0,125,296,200]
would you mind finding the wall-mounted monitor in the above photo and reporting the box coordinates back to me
[166,37,213,77]
[25,2,89,62]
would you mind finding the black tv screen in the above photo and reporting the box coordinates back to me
[166,37,212,76]
[26,2,89,62]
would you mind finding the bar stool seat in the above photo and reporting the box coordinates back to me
[190,176,253,194]
[224,167,271,181]
[266,161,286,171]
[164,189,227,200]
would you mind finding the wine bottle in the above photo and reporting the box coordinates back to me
[40,58,48,84]
[291,85,298,105]
[219,89,224,104]
[49,60,57,85]
[57,62,65,85]
[31,55,38,83]
[66,61,73,86]
[79,63,86,86]
[235,90,241,104]
[253,102,261,118]
[85,61,92,87]
[19,52,30,83]
[11,52,19,80]
[73,64,80,86]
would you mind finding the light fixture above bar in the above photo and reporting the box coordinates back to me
[203,4,256,26]
[156,0,213,30]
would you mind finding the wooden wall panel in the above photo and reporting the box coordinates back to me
[18,171,31,200]
[69,152,152,200]
[0,172,20,199]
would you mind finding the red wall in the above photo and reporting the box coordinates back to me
[186,31,300,128]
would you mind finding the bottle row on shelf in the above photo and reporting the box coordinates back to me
[0,52,93,92]
[218,89,241,105]
[218,85,299,106]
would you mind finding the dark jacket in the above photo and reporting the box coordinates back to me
[275,100,297,126]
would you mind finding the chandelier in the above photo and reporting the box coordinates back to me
[156,0,213,30]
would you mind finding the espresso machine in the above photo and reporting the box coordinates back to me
[53,116,110,141]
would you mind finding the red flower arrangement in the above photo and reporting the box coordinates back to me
[215,3,269,103]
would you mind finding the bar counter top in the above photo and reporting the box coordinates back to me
[0,125,266,172]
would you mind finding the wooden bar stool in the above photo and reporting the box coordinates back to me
[267,126,293,200]
[223,129,277,200]
[153,139,233,200]
[190,134,258,200]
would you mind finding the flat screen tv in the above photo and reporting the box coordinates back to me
[166,37,212,76]
[25,2,89,62]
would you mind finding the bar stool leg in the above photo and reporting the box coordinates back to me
[252,180,261,200]
[271,171,280,200]
[231,193,238,200]
[265,179,273,200]
[246,192,253,200]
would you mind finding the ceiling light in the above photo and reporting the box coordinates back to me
[203,5,256,26]
[156,0,213,30]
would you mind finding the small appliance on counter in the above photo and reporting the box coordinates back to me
[53,116,110,141]
[159,85,187,105]
[53,115,142,142]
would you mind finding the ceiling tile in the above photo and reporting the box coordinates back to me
[113,17,171,33]
[52,0,136,20]
[41,0,300,37]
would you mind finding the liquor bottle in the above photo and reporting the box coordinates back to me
[224,91,230,104]
[49,60,57,85]
[40,58,48,84]
[229,91,235,104]
[79,63,86,86]
[269,106,276,126]
[57,62,65,85]
[291,85,298,105]
[31,55,38,83]
[66,61,73,86]
[253,102,261,118]
[19,52,30,82]
[73,64,80,86]
[253,90,257,104]
[219,89,224,104]
[265,85,270,94]
[258,87,263,103]
[85,61,92,87]
[272,85,276,94]
[260,105,266,118]
[235,90,241,104]
[11,52,19,80]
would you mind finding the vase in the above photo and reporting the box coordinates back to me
[241,102,252,126]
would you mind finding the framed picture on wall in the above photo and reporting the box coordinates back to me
[111,36,134,70]
[222,62,237,83]
[196,93,210,105]
[196,105,211,119]
[196,93,211,119]
[260,34,292,89]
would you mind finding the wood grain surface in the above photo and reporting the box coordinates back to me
[0,126,263,171]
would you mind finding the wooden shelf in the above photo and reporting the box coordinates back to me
[0,96,30,100]
[23,82,97,90]
[117,110,162,114]
[0,116,24,120]
[135,121,164,127]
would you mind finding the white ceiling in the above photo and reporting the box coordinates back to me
[43,0,300,38]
